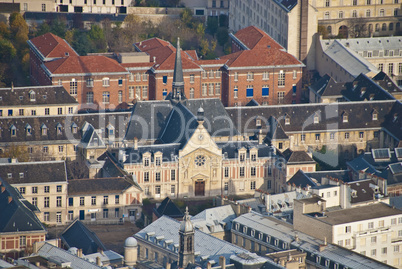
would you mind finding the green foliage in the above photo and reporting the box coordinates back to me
[216,27,228,46]
[219,14,228,27]
[72,31,93,55]
[206,17,218,36]
[88,25,107,52]
[317,25,329,39]
[0,38,16,62]
[50,18,67,38]
[180,8,193,28]
[0,22,10,39]
[36,22,51,37]
[195,23,205,38]
[142,198,152,206]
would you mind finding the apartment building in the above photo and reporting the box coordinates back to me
[294,198,402,266]
[0,85,78,118]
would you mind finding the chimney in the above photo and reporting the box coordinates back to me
[207,262,212,269]
[96,256,101,266]
[134,137,138,150]
[219,256,226,269]
[78,249,83,258]
[11,82,14,92]
[166,263,171,269]
[8,196,12,204]
[258,129,263,144]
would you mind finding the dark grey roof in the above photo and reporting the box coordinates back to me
[68,177,138,196]
[341,73,395,101]
[0,177,46,234]
[305,170,350,183]
[309,74,344,97]
[287,170,317,188]
[123,143,180,164]
[226,100,397,137]
[0,161,67,184]
[217,141,276,159]
[348,179,385,204]
[0,112,130,144]
[60,219,106,255]
[281,149,315,164]
[274,0,298,11]
[124,100,172,141]
[153,197,184,218]
[172,38,184,88]
[24,11,127,23]
[265,116,288,141]
[0,85,77,106]
[373,71,402,95]
[245,99,260,106]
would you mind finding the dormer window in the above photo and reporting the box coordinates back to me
[41,124,47,136]
[393,113,398,122]
[10,125,16,137]
[314,114,319,124]
[107,124,115,136]
[56,123,62,135]
[256,119,261,127]
[144,157,150,167]
[360,87,366,97]
[372,110,378,120]
[29,90,35,101]
[240,153,245,162]
[25,124,32,136]
[342,112,348,123]
[285,115,290,125]
[71,123,78,134]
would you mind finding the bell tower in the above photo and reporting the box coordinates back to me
[179,207,195,268]
[172,37,186,101]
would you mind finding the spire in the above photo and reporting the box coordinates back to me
[172,37,185,100]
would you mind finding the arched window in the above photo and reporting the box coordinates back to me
[382,23,387,31]
[375,23,380,31]
[327,26,332,34]
[389,23,394,31]
[368,24,373,32]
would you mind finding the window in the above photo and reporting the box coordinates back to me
[91,196,96,205]
[32,187,37,194]
[171,185,175,195]
[215,83,221,95]
[86,78,94,87]
[19,187,25,194]
[251,167,256,176]
[315,133,320,141]
[234,72,238,81]
[115,195,120,204]
[44,186,50,193]
[118,91,123,103]
[382,23,387,31]
[394,245,400,252]
[144,158,150,167]
[325,0,330,6]
[301,134,306,142]
[29,90,35,101]
[278,91,285,102]
[324,11,330,19]
[368,222,374,229]
[389,63,394,74]
[19,109,24,116]
[68,211,74,221]
[143,73,148,81]
[234,86,238,99]
[32,197,37,206]
[190,74,194,83]
[392,218,397,225]
[70,79,77,95]
[224,167,229,177]
[42,3,46,11]
[129,86,134,99]
[57,196,62,207]
[353,0,357,4]
[240,167,245,177]
[352,10,357,17]
[87,92,94,103]
[44,212,50,221]
[338,11,343,18]
[267,180,272,189]
[155,172,161,181]
[345,226,351,233]
[262,86,269,96]
[103,195,109,205]
[251,153,256,161]
[155,185,161,195]
[189,88,194,99]
[20,236,26,247]
[246,86,253,97]
[371,236,377,243]
[103,209,108,218]
[263,71,269,80]
[345,132,350,139]
[247,72,254,80]
[68,197,73,206]
[68,107,73,114]
[224,182,229,191]
[209,83,214,95]
[371,249,377,256]
[278,70,285,86]
[144,172,149,182]
[380,9,384,16]
[102,91,110,103]
[163,75,167,84]
[80,197,85,206]
[171,170,175,180]
[366,9,371,17]
[367,0,371,4]
[209,69,214,78]
[142,86,148,98]
[44,197,49,208]
[59,145,64,153]
[44,108,50,115]
[118,77,123,86]
[202,83,207,96]
[102,77,110,87]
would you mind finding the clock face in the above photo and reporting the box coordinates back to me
[195,155,206,166]
[198,134,204,141]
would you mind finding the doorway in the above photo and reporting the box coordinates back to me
[195,181,205,196]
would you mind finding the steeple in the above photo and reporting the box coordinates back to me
[172,37,186,101]
[179,207,194,268]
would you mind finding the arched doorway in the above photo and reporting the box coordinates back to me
[338,25,348,38]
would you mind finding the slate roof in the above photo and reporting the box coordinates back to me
[0,161,67,185]
[60,219,106,255]
[334,36,402,53]
[347,179,386,204]
[153,197,183,218]
[305,170,350,183]
[36,242,103,269]
[0,111,130,144]
[67,177,138,196]
[321,40,379,78]
[266,190,312,213]
[372,71,402,95]
[281,149,315,164]
[341,73,395,101]
[287,170,318,189]
[309,74,344,98]
[0,177,46,234]
[226,100,397,137]
[0,85,77,107]
[28,32,78,60]
[44,55,128,75]
[233,212,393,269]
[134,215,252,267]
[265,116,288,141]
[314,203,402,225]
[122,143,180,164]
[245,99,260,106]
[191,205,236,233]
[217,141,276,159]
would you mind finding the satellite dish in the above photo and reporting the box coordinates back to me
[317,201,322,205]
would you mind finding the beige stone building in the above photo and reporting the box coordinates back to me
[294,198,402,267]
[0,161,69,225]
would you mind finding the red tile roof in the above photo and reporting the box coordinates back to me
[220,48,302,68]
[121,62,155,69]
[184,50,198,60]
[195,59,228,66]
[156,50,201,71]
[45,55,127,74]
[29,32,78,59]
[234,26,283,50]
[135,38,172,52]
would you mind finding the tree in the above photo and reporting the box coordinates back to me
[206,16,218,36]
[0,22,10,39]
[50,18,67,38]
[88,24,107,52]
[317,25,329,39]
[180,8,193,28]
[9,12,28,51]
[0,144,30,162]
[72,31,93,55]
[200,39,209,57]
[216,27,228,47]
[195,23,205,38]
[36,22,51,37]
[347,17,369,38]
[65,159,89,179]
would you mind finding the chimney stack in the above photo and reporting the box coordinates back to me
[134,137,138,150]
[96,256,101,266]
[219,256,226,269]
